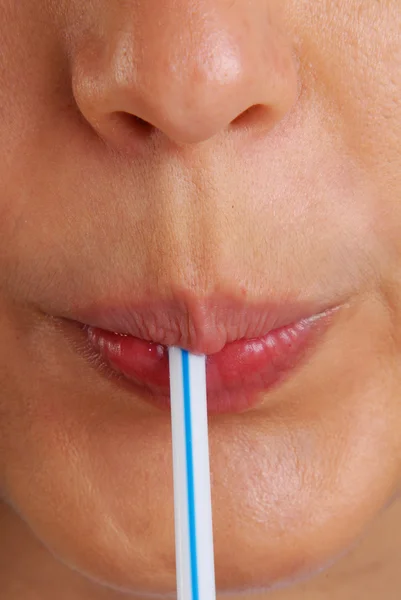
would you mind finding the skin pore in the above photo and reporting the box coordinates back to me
[0,0,401,598]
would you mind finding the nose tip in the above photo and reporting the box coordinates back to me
[117,36,264,145]
[119,34,252,145]
[72,3,299,146]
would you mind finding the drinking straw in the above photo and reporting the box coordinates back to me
[168,347,216,600]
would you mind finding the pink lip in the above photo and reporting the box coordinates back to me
[73,296,338,353]
[80,305,336,413]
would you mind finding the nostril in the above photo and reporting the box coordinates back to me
[130,114,153,132]
[230,104,273,131]
[113,112,154,138]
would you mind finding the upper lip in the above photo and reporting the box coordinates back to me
[70,292,339,354]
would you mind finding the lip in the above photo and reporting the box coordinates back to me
[67,296,340,414]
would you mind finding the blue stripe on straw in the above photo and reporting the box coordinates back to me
[182,350,199,600]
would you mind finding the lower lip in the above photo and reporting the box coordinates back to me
[82,312,334,414]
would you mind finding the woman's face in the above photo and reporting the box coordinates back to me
[1,0,401,596]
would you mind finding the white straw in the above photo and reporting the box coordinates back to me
[168,347,216,600]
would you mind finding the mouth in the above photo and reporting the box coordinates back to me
[63,297,341,414]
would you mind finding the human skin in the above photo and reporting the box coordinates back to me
[0,0,401,598]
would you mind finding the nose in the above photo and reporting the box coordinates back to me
[72,1,299,146]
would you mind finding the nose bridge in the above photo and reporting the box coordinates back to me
[129,0,243,72]
[155,25,238,105]
[137,2,243,87]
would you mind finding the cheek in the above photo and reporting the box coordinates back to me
[293,2,401,225]
[297,2,401,314]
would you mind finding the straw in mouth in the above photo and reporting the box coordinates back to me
[168,348,216,600]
